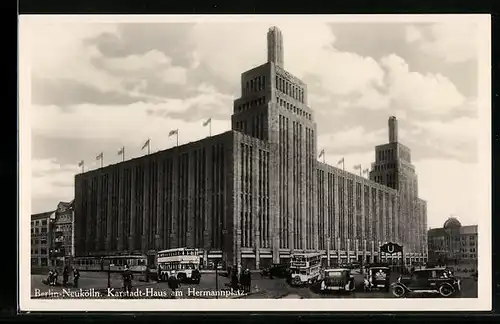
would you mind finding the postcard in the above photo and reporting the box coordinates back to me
[18,14,491,312]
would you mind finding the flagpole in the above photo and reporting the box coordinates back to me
[148,141,150,155]
[209,122,212,137]
[323,154,325,164]
[176,132,179,147]
[100,154,103,168]
[122,147,125,161]
[342,160,345,172]
[81,162,84,174]
[359,165,362,177]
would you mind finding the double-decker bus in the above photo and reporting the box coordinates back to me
[73,254,148,274]
[288,251,323,286]
[155,248,201,283]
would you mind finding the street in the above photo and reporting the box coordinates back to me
[30,271,478,299]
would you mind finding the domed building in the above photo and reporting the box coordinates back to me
[443,217,462,229]
[427,216,477,267]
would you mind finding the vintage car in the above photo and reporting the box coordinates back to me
[391,267,461,298]
[319,268,356,293]
[363,266,391,292]
[262,263,290,278]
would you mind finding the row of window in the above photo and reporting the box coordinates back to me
[31,248,47,255]
[462,253,477,259]
[377,148,396,162]
[277,97,312,120]
[236,96,267,112]
[31,219,48,226]
[243,75,266,95]
[275,74,305,103]
[373,163,398,171]
[54,224,72,232]
[31,239,47,245]
[31,227,47,234]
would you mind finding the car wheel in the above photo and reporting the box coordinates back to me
[392,284,406,298]
[438,284,455,297]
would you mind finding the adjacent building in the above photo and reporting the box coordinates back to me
[74,27,428,272]
[30,201,75,268]
[428,217,478,266]
[50,201,75,266]
[31,211,52,267]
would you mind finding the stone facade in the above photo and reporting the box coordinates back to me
[73,26,428,270]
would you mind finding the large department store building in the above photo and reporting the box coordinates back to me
[74,27,428,271]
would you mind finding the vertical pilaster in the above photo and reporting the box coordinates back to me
[142,162,150,252]
[205,145,213,250]
[155,160,163,251]
[171,154,179,248]
[129,166,136,251]
[95,174,102,252]
[117,167,124,251]
[186,152,195,248]
[334,173,340,254]
[105,173,113,252]
[300,125,306,250]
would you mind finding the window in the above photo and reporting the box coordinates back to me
[35,228,39,234]
[40,239,47,245]
[41,248,47,255]
[42,220,47,226]
[41,227,47,233]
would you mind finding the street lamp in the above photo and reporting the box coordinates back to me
[105,260,111,289]
[214,259,220,300]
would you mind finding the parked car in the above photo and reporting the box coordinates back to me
[363,266,391,292]
[391,267,461,298]
[319,268,356,293]
[262,263,290,278]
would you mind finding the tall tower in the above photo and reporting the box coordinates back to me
[370,116,421,255]
[267,27,284,68]
[231,27,318,262]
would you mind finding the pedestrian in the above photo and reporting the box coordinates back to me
[53,268,59,286]
[167,272,180,298]
[231,268,239,290]
[73,268,80,288]
[46,269,53,286]
[63,266,69,286]
[245,269,252,293]
[122,265,133,293]
[157,265,162,282]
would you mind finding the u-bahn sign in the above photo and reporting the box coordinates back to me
[380,242,403,254]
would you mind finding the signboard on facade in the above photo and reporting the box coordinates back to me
[380,242,403,254]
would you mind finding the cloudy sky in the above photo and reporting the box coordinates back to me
[23,16,486,229]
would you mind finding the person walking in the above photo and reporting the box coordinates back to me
[167,272,180,298]
[231,268,239,290]
[122,265,134,293]
[53,268,59,286]
[245,269,252,293]
[73,268,80,288]
[63,266,69,287]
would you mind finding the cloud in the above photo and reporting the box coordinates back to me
[97,49,189,85]
[28,22,124,94]
[405,23,478,63]
[32,77,148,107]
[380,54,466,115]
[318,126,386,154]
[31,158,77,212]
[405,25,423,43]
